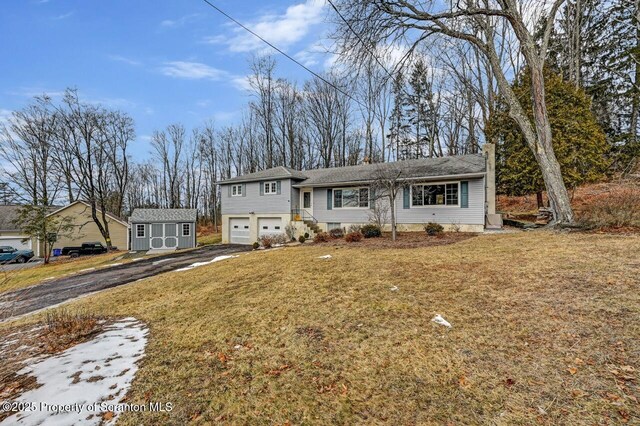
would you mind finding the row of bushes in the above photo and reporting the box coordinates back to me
[255,221,446,249]
[313,223,382,244]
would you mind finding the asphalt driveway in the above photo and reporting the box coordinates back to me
[0,244,250,322]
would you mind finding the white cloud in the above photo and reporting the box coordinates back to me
[160,61,227,80]
[160,13,201,28]
[51,11,73,20]
[205,0,327,53]
[230,75,252,92]
[108,54,141,66]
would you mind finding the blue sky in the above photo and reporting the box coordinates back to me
[0,0,331,156]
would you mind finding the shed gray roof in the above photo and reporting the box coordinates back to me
[130,208,197,223]
[219,166,309,184]
[219,154,486,187]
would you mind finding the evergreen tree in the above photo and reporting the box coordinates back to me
[402,59,438,158]
[488,68,609,201]
[387,72,410,160]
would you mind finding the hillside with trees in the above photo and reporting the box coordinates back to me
[0,1,638,229]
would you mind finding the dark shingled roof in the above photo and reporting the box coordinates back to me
[219,155,486,187]
[0,205,60,231]
[130,208,197,223]
[219,166,310,184]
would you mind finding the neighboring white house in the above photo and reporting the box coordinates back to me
[219,145,500,245]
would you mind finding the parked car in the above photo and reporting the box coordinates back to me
[0,246,35,264]
[61,242,108,258]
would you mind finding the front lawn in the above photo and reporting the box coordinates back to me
[3,232,639,424]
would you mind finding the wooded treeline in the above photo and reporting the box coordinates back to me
[1,0,638,228]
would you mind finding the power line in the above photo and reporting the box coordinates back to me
[199,0,368,110]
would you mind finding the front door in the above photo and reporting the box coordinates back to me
[302,191,312,216]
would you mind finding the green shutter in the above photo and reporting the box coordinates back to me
[227,185,232,197]
[461,181,469,208]
[403,186,410,209]
[276,181,281,195]
[326,189,333,210]
[369,187,375,209]
[259,182,264,196]
[242,183,246,197]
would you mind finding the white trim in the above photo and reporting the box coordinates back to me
[135,223,146,238]
[333,186,369,209]
[410,181,460,208]
[181,223,191,237]
[263,181,278,195]
[231,184,243,197]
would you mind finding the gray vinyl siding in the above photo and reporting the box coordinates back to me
[130,221,196,250]
[395,178,485,225]
[312,178,485,225]
[291,186,300,211]
[312,188,374,223]
[131,223,150,251]
[221,179,293,215]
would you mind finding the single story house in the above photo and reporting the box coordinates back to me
[0,201,129,256]
[47,200,129,251]
[219,145,500,245]
[130,209,197,251]
[0,205,47,256]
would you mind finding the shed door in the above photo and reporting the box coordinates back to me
[150,224,164,249]
[230,218,250,245]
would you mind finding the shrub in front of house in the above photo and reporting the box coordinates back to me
[298,235,306,243]
[313,232,331,243]
[259,235,274,248]
[424,222,444,236]
[304,232,309,239]
[345,231,363,242]
[361,224,382,238]
[347,224,361,233]
[252,242,260,250]
[329,228,344,239]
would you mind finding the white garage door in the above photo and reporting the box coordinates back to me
[0,237,32,251]
[229,218,251,245]
[258,218,284,238]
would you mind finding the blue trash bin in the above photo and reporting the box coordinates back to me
[52,248,62,257]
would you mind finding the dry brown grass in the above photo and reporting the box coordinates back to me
[3,232,639,424]
[317,231,475,249]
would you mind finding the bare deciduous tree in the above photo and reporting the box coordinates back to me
[333,0,576,225]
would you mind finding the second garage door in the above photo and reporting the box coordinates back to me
[0,237,32,251]
[258,218,284,238]
[229,218,251,244]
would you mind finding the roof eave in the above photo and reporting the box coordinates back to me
[292,172,486,188]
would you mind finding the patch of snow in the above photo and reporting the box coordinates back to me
[78,268,96,273]
[317,255,332,259]
[432,314,452,328]
[151,258,171,265]
[175,255,239,272]
[4,318,148,426]
[390,285,399,291]
[104,263,123,268]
